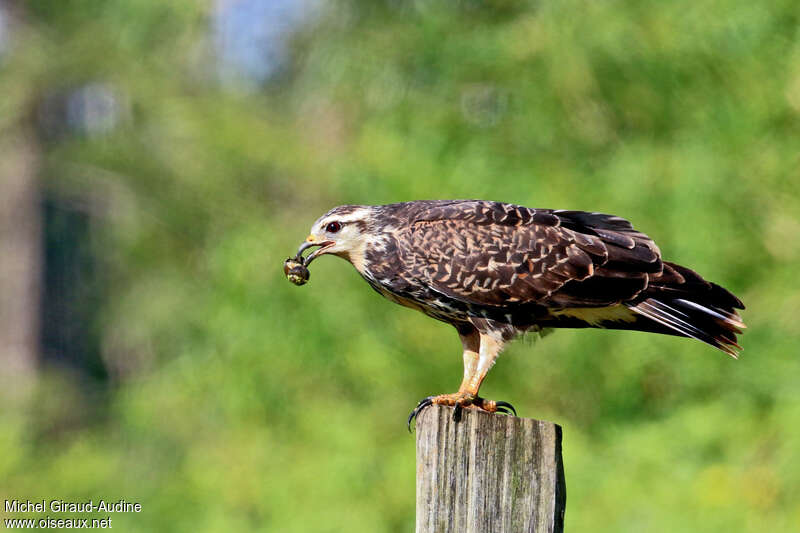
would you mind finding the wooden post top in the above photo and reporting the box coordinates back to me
[415,405,565,533]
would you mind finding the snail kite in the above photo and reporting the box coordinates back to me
[285,200,745,425]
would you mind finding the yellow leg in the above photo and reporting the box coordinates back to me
[408,329,515,430]
[458,332,502,396]
[457,328,481,394]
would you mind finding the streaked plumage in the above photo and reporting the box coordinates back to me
[290,200,745,422]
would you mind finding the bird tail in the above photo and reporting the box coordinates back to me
[627,262,746,357]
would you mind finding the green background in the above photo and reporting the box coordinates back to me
[2,1,799,531]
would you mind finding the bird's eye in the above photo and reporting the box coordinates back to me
[325,221,342,233]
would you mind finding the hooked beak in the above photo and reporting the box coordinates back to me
[297,236,335,265]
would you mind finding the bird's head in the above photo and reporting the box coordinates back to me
[296,205,376,271]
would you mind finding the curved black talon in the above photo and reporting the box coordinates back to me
[495,401,517,417]
[407,396,434,433]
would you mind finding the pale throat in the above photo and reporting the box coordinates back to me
[342,232,388,274]
[335,240,368,273]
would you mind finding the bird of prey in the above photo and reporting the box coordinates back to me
[286,200,745,426]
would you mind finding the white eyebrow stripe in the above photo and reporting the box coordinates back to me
[318,209,372,226]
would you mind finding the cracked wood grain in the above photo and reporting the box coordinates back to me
[415,405,565,533]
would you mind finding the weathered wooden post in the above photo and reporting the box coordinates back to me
[415,405,565,533]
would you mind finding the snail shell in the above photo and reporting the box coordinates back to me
[283,257,310,286]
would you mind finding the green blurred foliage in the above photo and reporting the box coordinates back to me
[2,0,800,531]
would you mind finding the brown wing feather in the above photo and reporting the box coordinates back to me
[397,201,662,308]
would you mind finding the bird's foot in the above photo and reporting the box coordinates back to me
[407,392,516,432]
